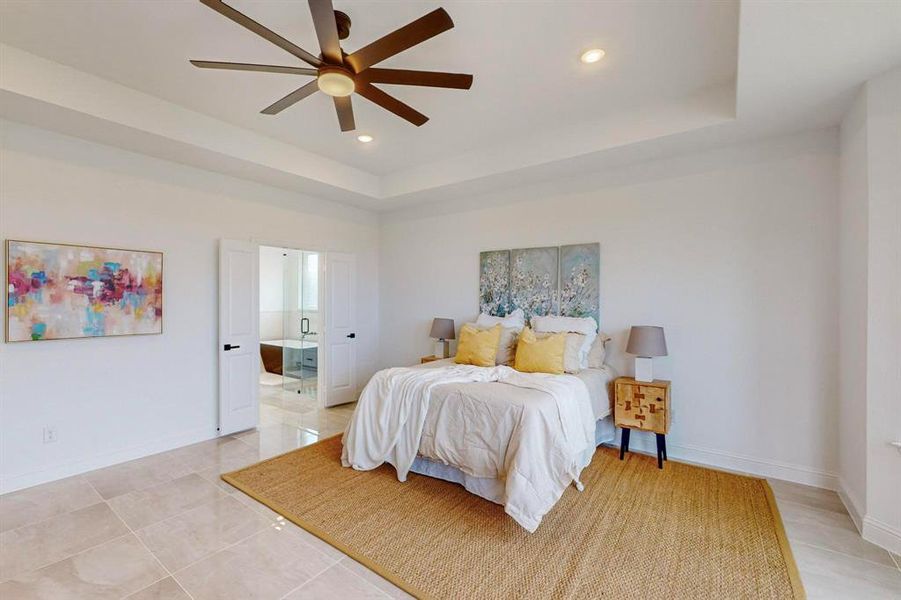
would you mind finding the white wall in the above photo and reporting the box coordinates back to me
[258,247,322,343]
[837,68,901,553]
[838,89,869,523]
[840,67,901,554]
[0,120,380,493]
[259,245,286,341]
[380,129,840,487]
[863,68,901,553]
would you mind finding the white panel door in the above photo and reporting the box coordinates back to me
[324,252,357,407]
[218,239,259,435]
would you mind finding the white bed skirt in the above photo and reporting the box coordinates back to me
[408,417,616,507]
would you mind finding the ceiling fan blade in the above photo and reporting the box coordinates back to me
[333,96,355,131]
[261,80,320,115]
[190,60,318,76]
[199,0,321,67]
[360,68,472,89]
[308,0,343,65]
[345,8,453,73]
[356,82,428,126]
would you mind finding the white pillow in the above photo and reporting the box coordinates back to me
[531,314,597,336]
[476,308,525,331]
[466,322,518,366]
[587,332,612,369]
[536,331,585,373]
[531,315,598,367]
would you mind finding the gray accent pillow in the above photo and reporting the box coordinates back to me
[588,333,612,368]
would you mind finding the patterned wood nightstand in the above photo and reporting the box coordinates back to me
[420,355,440,364]
[614,377,671,469]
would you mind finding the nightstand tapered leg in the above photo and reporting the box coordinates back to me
[655,433,665,469]
[619,428,630,460]
[661,435,667,461]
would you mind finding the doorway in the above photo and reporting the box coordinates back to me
[218,239,358,443]
[259,246,321,408]
[256,245,355,454]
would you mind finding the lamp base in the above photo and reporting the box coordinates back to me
[435,340,451,359]
[634,357,654,382]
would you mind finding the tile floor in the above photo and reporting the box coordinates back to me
[1,388,898,599]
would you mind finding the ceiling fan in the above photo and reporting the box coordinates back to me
[191,0,473,132]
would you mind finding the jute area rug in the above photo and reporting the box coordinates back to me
[223,435,804,600]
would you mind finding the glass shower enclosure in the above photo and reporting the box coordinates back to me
[280,250,320,397]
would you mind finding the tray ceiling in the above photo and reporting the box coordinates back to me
[2,1,899,211]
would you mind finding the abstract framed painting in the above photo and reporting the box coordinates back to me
[510,246,559,322]
[560,243,600,324]
[5,240,163,342]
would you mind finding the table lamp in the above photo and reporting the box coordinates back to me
[626,326,667,382]
[429,318,455,359]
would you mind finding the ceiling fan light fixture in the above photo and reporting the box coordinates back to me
[318,68,355,97]
[580,48,606,64]
[192,1,471,131]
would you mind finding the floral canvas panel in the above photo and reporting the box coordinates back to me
[479,250,511,316]
[510,246,558,322]
[560,243,600,324]
[6,240,163,341]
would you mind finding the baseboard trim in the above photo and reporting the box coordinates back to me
[0,425,220,494]
[836,479,901,555]
[609,431,838,490]
[862,516,901,556]
[3,425,845,502]
[836,478,865,532]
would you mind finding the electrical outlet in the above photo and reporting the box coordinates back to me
[43,426,57,444]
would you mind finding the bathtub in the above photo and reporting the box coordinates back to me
[260,338,318,374]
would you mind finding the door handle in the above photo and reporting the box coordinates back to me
[301,317,310,335]
[346,333,356,339]
[223,344,241,351]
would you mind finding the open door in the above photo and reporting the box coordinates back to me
[218,239,259,435]
[324,252,357,407]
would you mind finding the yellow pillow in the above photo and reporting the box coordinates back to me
[514,327,566,374]
[455,324,502,367]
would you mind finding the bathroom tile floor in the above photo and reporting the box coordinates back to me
[1,388,898,599]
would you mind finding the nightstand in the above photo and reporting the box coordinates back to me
[420,355,440,364]
[614,377,671,469]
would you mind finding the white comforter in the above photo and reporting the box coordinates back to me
[341,364,597,532]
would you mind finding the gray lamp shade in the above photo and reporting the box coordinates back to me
[429,318,456,340]
[626,326,667,357]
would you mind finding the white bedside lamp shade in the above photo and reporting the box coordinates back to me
[626,326,667,382]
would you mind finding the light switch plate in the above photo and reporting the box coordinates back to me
[43,426,57,444]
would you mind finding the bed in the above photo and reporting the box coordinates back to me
[345,246,609,530]
[407,358,616,511]
[342,355,617,532]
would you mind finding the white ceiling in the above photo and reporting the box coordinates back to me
[0,0,737,175]
[1,1,899,211]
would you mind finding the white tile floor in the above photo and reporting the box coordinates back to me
[1,388,898,599]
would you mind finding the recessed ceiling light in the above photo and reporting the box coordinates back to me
[580,49,605,64]
[357,134,374,143]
